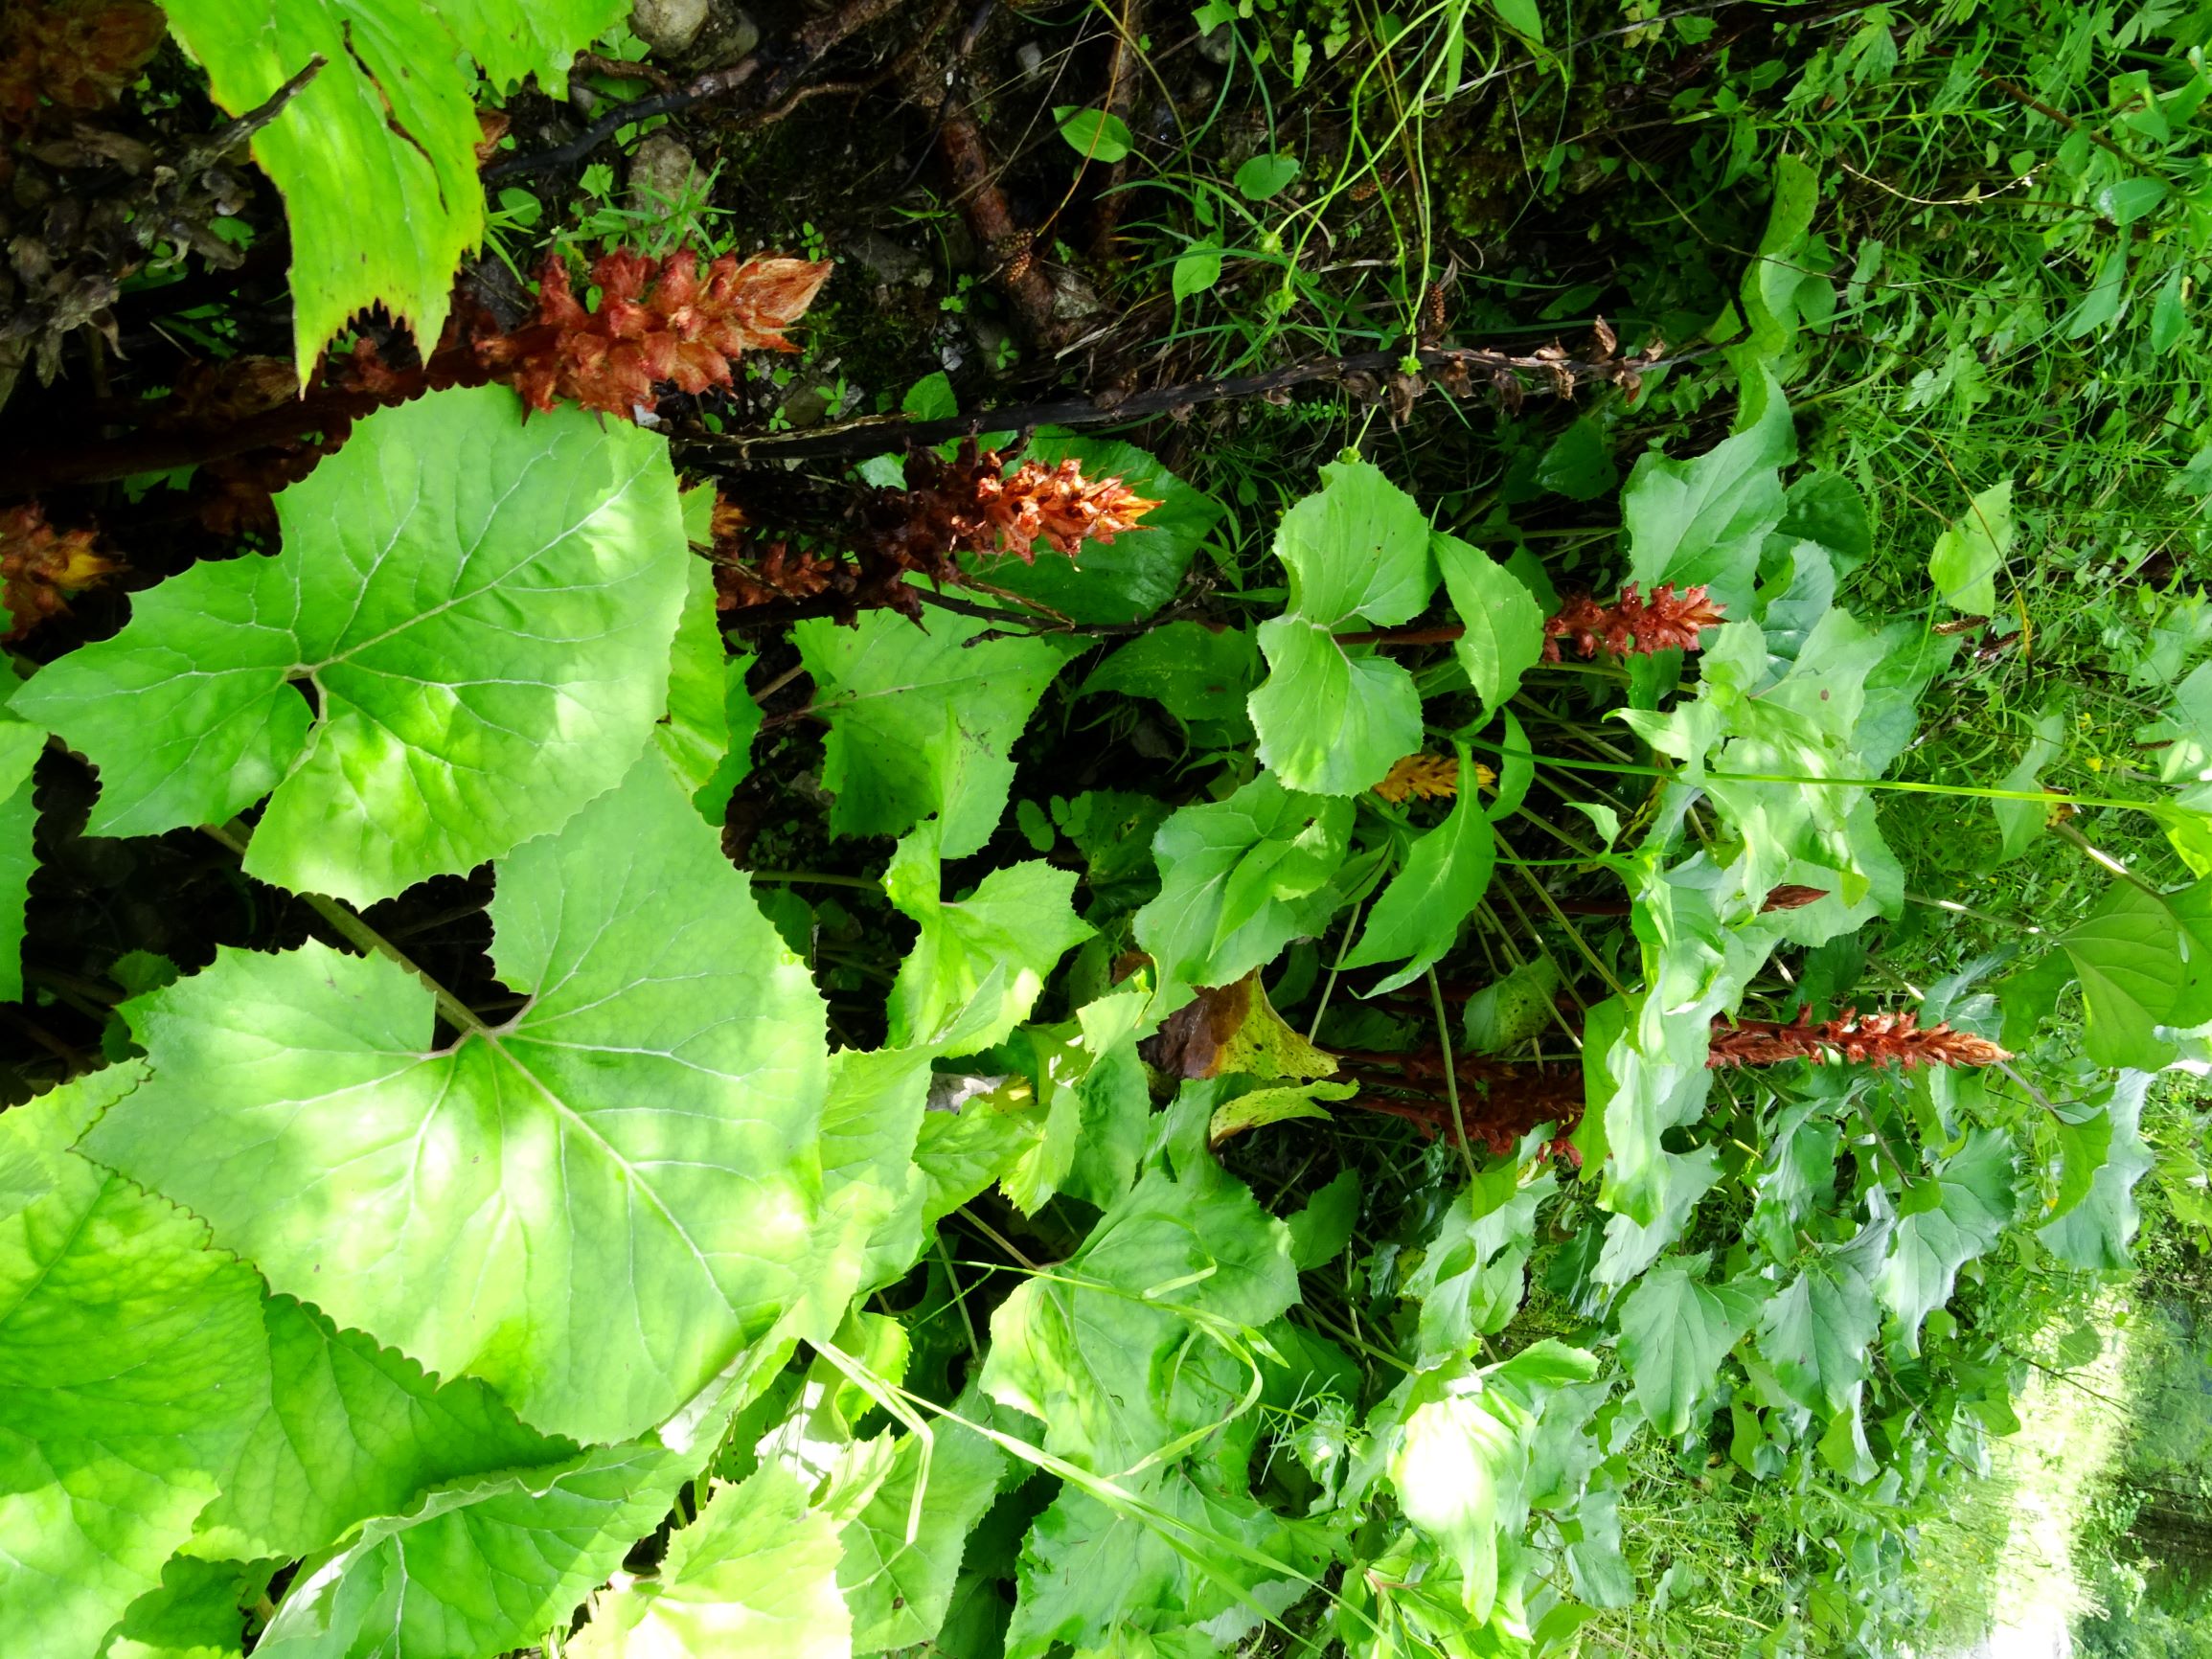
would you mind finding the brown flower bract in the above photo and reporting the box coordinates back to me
[1543,581,1726,662]
[476,249,834,418]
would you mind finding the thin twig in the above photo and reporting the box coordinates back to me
[673,342,1702,467]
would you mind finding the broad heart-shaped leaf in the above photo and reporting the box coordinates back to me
[1131,772,1353,1014]
[962,434,1224,625]
[0,699,43,1002]
[13,388,689,905]
[1250,621,1422,795]
[2041,1071,2155,1271]
[2058,879,2188,1069]
[103,1556,269,1659]
[981,1151,1299,1475]
[884,821,1094,1056]
[1615,1255,1767,1436]
[1404,1174,1550,1364]
[160,0,623,374]
[1754,1217,1889,1416]
[1432,534,1545,717]
[655,557,759,822]
[255,1439,698,1659]
[1248,460,1435,795]
[795,599,1083,859]
[1927,478,2016,616]
[1389,1388,1522,1620]
[1271,458,1434,627]
[0,1068,267,1659]
[84,759,829,1446]
[1004,1467,1322,1659]
[1341,756,1496,995]
[837,1390,1009,1653]
[185,1295,576,1562]
[1079,622,1258,726]
[571,1463,849,1659]
[1877,1129,2015,1352]
[1622,361,1792,617]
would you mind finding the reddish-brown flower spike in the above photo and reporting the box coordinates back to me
[868,442,1161,575]
[474,248,834,418]
[1542,581,1725,662]
[1706,1009,2011,1070]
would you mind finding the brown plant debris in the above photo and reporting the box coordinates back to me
[1706,1009,2012,1070]
[1372,752,1497,805]
[2,500,117,636]
[1544,581,1726,662]
[0,0,166,133]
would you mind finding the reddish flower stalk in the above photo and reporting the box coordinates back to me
[1334,1006,2008,1159]
[1543,581,1725,662]
[462,248,833,419]
[864,442,1160,579]
[1706,1009,2011,1070]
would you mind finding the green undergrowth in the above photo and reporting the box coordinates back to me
[6,1,2212,1658]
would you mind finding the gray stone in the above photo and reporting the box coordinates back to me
[691,3,760,62]
[630,0,709,54]
[1197,22,1236,64]
[780,384,830,428]
[845,230,926,286]
[627,133,701,217]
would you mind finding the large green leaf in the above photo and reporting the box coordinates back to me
[1341,754,1496,995]
[571,1463,849,1659]
[1877,1129,2015,1352]
[103,1557,267,1659]
[1078,624,1257,727]
[255,1440,697,1659]
[837,1394,1009,1652]
[962,435,1224,625]
[0,1069,267,1659]
[186,1296,576,1562]
[795,601,1083,858]
[160,0,625,374]
[981,1150,1298,1474]
[1614,1255,1767,1435]
[1621,363,1792,616]
[1248,460,1437,795]
[1250,624,1422,797]
[655,557,759,822]
[1927,479,2016,616]
[883,821,1094,1056]
[1131,773,1352,1013]
[1004,1470,1318,1659]
[13,389,689,905]
[84,760,829,1444]
[2040,1073,2155,1271]
[1754,1219,1888,1416]
[2058,879,2188,1069]
[1432,534,1545,718]
[1402,1163,1550,1363]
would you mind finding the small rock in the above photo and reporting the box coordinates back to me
[780,384,830,428]
[967,312,1011,362]
[1016,41,1043,77]
[1048,267,1103,324]
[690,2,760,62]
[630,0,708,54]
[1197,23,1236,64]
[845,230,926,286]
[627,133,701,217]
